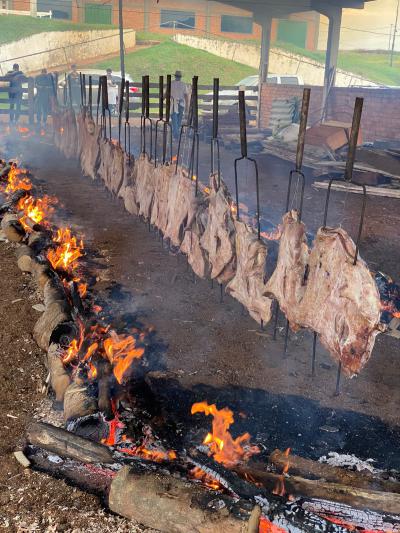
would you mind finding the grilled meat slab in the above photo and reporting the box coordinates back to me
[150,164,173,234]
[264,210,309,328]
[227,219,273,324]
[80,117,101,180]
[297,227,382,376]
[164,170,197,247]
[135,155,156,220]
[180,195,209,278]
[200,175,236,284]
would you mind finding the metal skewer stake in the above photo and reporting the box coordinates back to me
[234,90,261,239]
[141,75,153,158]
[96,77,101,125]
[320,97,365,396]
[118,77,125,146]
[211,77,221,188]
[175,76,198,177]
[88,75,93,118]
[280,88,311,357]
[82,74,87,110]
[154,75,173,166]
[124,80,131,157]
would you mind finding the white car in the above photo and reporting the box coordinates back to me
[202,74,304,114]
[58,69,140,109]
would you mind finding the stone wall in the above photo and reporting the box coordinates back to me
[173,34,378,88]
[0,29,136,75]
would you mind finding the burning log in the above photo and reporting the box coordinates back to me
[16,244,36,273]
[32,261,54,292]
[47,343,71,402]
[33,300,71,350]
[26,421,113,463]
[233,464,400,515]
[63,378,98,422]
[108,465,255,532]
[269,448,400,494]
[96,359,113,420]
[43,278,67,307]
[1,213,25,242]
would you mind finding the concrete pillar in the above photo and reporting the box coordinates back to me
[257,15,272,127]
[144,0,150,32]
[322,7,342,118]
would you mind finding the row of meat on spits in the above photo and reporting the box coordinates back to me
[53,108,383,378]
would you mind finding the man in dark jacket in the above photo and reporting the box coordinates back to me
[6,64,25,124]
[35,68,53,127]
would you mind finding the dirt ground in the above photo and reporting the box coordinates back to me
[0,242,152,531]
[0,127,399,528]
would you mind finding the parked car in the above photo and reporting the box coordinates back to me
[57,69,140,109]
[202,74,304,115]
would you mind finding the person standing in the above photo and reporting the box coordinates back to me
[67,64,80,107]
[35,68,53,128]
[170,70,189,139]
[6,64,25,124]
[106,68,118,115]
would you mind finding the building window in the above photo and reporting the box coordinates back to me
[221,15,253,34]
[160,10,195,30]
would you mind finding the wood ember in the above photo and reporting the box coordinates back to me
[233,463,400,515]
[63,378,98,422]
[269,448,400,494]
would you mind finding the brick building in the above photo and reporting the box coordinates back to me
[10,0,320,50]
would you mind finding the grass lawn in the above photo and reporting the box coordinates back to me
[275,41,400,86]
[90,40,257,85]
[0,15,116,46]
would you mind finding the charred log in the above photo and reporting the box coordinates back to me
[26,421,113,464]
[269,448,400,494]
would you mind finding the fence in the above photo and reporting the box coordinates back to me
[0,76,35,123]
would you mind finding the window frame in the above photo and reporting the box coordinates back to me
[160,9,196,30]
[220,14,253,35]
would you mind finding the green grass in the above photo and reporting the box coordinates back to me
[274,41,400,86]
[90,40,257,85]
[0,14,116,46]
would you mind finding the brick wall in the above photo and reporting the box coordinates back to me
[260,84,400,141]
[71,0,318,48]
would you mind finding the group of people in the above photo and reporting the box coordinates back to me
[5,63,55,127]
[5,63,191,138]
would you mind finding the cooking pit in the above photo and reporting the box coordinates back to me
[0,77,399,532]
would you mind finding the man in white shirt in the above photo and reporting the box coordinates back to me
[106,68,118,115]
[170,70,189,139]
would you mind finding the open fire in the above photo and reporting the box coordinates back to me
[1,153,399,533]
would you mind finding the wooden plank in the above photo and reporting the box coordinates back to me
[313,160,400,181]
[313,180,400,198]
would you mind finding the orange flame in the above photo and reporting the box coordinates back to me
[5,166,32,193]
[47,227,84,272]
[104,330,144,384]
[273,447,291,497]
[191,402,259,467]
[118,442,177,462]
[16,194,57,231]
